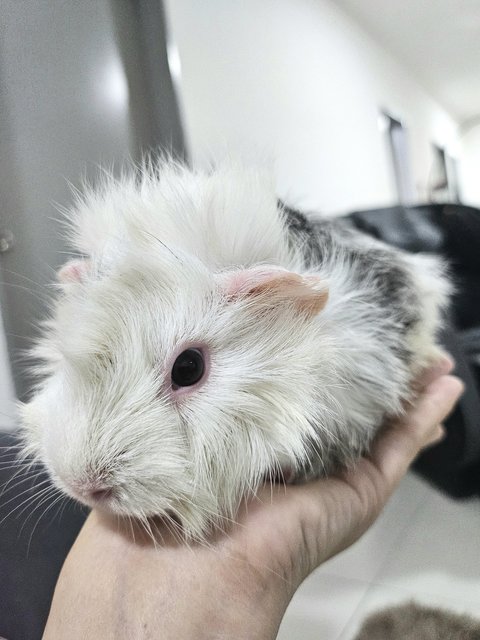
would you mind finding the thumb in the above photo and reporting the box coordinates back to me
[371,374,464,490]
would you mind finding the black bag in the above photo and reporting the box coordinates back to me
[347,203,480,497]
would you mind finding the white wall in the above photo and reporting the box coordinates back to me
[459,124,480,207]
[0,302,16,430]
[165,0,460,215]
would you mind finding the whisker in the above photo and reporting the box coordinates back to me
[140,230,183,264]
[19,484,63,536]
[0,268,49,291]
[0,469,44,499]
[20,488,59,535]
[0,281,50,305]
[14,486,59,527]
[26,491,65,554]
[0,483,54,528]
[0,462,39,497]
[0,477,52,512]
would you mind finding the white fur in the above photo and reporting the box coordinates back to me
[20,160,449,539]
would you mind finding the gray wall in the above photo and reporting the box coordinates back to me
[0,0,185,403]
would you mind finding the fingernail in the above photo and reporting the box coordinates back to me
[424,424,446,449]
[452,375,466,396]
[435,353,455,376]
[427,374,465,397]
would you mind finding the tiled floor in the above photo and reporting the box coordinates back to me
[277,472,480,640]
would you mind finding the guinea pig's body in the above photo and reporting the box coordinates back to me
[20,162,449,538]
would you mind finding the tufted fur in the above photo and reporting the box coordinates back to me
[19,161,450,538]
[355,602,480,639]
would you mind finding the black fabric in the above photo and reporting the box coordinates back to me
[348,203,480,332]
[349,204,445,254]
[441,204,480,331]
[0,432,88,640]
[347,202,480,498]
[429,204,480,333]
[413,326,480,496]
[442,204,480,274]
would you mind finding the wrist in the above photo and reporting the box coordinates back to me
[199,551,294,640]
[44,511,295,640]
[153,532,295,639]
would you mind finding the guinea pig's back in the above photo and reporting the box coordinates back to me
[285,208,449,372]
[280,208,450,475]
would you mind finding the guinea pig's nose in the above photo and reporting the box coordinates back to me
[60,474,116,506]
[75,481,114,503]
[89,487,113,502]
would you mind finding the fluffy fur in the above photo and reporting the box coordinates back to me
[355,602,480,639]
[19,161,450,538]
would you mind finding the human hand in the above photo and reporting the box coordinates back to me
[43,356,463,640]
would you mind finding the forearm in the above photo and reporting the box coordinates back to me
[43,511,293,640]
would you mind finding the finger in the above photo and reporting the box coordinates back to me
[373,375,464,487]
[276,374,463,573]
[422,423,446,449]
[412,353,455,392]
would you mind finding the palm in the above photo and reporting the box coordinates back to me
[217,367,461,591]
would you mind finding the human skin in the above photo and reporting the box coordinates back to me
[43,357,463,640]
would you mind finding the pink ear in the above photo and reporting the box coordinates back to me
[57,259,90,284]
[222,266,328,316]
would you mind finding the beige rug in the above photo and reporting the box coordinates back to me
[354,602,480,639]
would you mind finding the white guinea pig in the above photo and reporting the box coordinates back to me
[20,161,450,539]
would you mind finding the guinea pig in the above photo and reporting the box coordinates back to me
[19,161,450,539]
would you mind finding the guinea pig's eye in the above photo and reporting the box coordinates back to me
[171,348,205,388]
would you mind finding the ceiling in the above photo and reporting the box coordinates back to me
[335,0,480,127]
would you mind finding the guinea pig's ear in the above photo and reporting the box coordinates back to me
[221,267,328,317]
[57,258,91,284]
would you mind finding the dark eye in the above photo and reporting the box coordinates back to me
[171,348,205,388]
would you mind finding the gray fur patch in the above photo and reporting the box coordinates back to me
[282,205,421,365]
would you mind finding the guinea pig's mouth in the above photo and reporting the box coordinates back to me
[52,473,120,511]
[54,474,167,519]
[50,468,187,524]
[70,484,117,509]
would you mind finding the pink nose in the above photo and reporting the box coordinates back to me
[88,487,113,502]
[72,482,114,504]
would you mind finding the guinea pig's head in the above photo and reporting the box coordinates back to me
[19,168,331,539]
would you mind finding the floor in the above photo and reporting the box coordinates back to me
[277,471,480,640]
